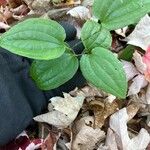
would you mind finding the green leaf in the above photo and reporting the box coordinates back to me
[119,45,135,61]
[81,20,112,51]
[80,47,127,98]
[93,0,150,30]
[30,52,79,90]
[0,18,66,60]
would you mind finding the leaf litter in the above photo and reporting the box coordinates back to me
[1,0,150,149]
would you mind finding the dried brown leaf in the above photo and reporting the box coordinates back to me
[72,116,105,150]
[89,100,118,128]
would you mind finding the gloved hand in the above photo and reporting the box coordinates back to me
[0,21,86,146]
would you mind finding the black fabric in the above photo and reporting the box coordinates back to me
[0,21,86,146]
[68,39,85,55]
[59,21,77,41]
[0,50,46,145]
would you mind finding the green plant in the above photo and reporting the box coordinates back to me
[0,0,150,98]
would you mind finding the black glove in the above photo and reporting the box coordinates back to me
[0,21,86,146]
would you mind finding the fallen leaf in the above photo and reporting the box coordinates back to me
[11,4,29,15]
[89,100,118,128]
[67,6,91,20]
[105,128,118,150]
[72,116,105,150]
[126,103,140,121]
[115,26,128,37]
[82,0,94,7]
[128,74,148,96]
[133,51,146,74]
[127,14,150,51]
[34,93,85,128]
[109,108,150,150]
[41,133,58,150]
[121,60,139,81]
[0,22,10,29]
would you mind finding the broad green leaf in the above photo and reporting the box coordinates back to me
[93,0,150,30]
[30,52,79,90]
[81,20,112,51]
[0,18,66,60]
[119,45,135,61]
[80,47,127,98]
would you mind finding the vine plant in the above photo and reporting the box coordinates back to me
[0,0,150,98]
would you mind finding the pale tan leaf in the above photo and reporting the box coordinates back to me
[122,60,139,81]
[127,14,150,51]
[105,128,118,150]
[115,26,128,37]
[34,93,85,128]
[67,6,91,20]
[82,0,94,7]
[109,108,130,149]
[128,74,148,96]
[72,116,105,150]
[0,22,10,29]
[133,51,146,74]
[109,108,150,150]
[89,100,118,128]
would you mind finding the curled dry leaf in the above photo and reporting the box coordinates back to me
[41,133,58,150]
[108,107,150,150]
[0,6,12,22]
[72,116,105,150]
[34,93,85,128]
[128,74,148,96]
[115,26,128,37]
[89,100,118,128]
[126,103,140,121]
[127,14,150,51]
[133,51,146,74]
[11,4,28,15]
[67,6,91,20]
[121,60,139,81]
[82,0,94,7]
[70,85,107,99]
[105,128,118,150]
[0,22,10,29]
[31,0,50,8]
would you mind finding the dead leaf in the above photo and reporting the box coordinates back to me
[105,128,118,150]
[121,60,139,81]
[133,51,146,74]
[34,93,85,128]
[67,6,91,20]
[89,100,118,128]
[70,85,106,101]
[109,108,150,150]
[41,133,58,150]
[126,103,140,121]
[0,21,10,29]
[97,144,109,150]
[72,116,105,150]
[115,26,128,37]
[82,0,94,7]
[127,14,150,51]
[128,74,148,96]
